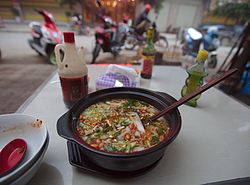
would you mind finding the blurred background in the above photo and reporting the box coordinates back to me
[0,0,247,34]
[0,0,249,113]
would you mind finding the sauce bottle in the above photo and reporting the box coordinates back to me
[141,27,156,79]
[181,49,208,107]
[55,32,88,108]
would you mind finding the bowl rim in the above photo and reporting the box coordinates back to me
[0,113,48,182]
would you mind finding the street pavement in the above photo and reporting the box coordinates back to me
[0,22,58,113]
[0,21,137,65]
[0,21,234,69]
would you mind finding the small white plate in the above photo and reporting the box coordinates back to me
[0,114,47,184]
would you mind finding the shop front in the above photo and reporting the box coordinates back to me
[83,0,137,25]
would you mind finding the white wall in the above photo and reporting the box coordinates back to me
[176,4,197,28]
[146,0,204,32]
[148,2,171,32]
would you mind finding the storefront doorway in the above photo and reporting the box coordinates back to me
[83,0,136,24]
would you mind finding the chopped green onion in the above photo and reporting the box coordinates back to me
[104,145,117,152]
[158,127,164,135]
[103,124,112,133]
[114,130,121,137]
[151,135,159,145]
[126,144,132,152]
[120,121,130,126]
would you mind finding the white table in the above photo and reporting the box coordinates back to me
[18,65,250,185]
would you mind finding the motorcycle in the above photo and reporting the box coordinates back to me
[28,9,62,64]
[181,27,220,68]
[69,13,90,35]
[92,15,127,64]
[203,28,220,68]
[181,27,203,57]
[124,22,168,51]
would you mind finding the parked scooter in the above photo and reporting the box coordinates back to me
[125,22,168,51]
[181,27,220,68]
[28,9,62,64]
[91,16,126,64]
[69,13,90,35]
[203,27,220,68]
[181,28,203,57]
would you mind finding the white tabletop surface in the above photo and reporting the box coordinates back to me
[18,65,250,185]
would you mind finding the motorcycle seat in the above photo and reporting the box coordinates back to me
[33,24,42,36]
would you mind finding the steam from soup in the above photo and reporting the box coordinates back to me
[76,99,170,153]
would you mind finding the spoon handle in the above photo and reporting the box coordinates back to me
[150,68,238,122]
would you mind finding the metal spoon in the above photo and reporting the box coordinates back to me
[149,68,238,122]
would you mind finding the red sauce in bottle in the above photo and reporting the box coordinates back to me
[141,58,153,79]
[59,75,88,108]
[55,32,88,108]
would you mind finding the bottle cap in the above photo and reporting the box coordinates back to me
[147,27,154,39]
[197,49,208,61]
[63,32,75,43]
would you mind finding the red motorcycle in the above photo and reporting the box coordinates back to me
[92,16,124,64]
[28,9,62,64]
[92,1,127,64]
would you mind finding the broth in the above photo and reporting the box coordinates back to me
[76,99,170,153]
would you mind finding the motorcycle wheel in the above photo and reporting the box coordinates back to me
[154,36,168,50]
[46,44,58,65]
[92,44,101,64]
[49,51,57,65]
[207,55,217,68]
[112,48,119,57]
[125,36,137,50]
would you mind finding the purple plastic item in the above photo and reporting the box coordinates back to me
[96,73,136,90]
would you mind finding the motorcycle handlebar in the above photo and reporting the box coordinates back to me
[34,8,43,14]
[96,0,102,7]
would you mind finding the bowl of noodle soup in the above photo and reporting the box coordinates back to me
[57,87,181,172]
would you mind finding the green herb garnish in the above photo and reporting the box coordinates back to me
[103,124,112,133]
[150,135,159,145]
[120,120,130,126]
[104,145,117,152]
[158,127,164,135]
[114,130,121,137]
[123,99,138,109]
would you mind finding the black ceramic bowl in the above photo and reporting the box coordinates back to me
[57,87,181,172]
